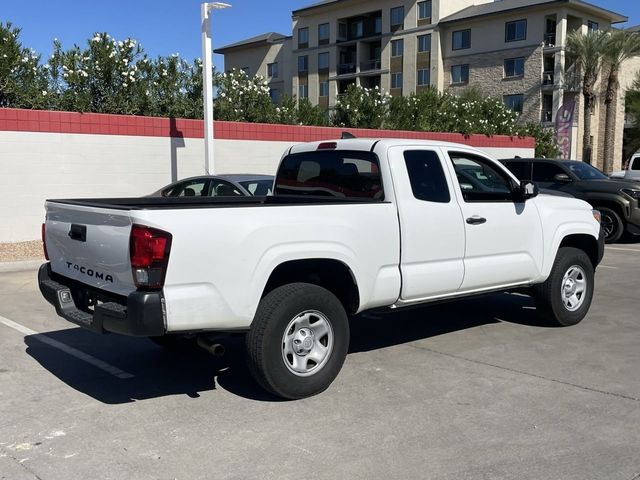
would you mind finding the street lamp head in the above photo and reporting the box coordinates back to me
[206,2,231,11]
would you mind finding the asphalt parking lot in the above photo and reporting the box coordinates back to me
[1,244,639,480]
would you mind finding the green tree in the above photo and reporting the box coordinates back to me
[601,30,640,173]
[625,71,640,159]
[566,29,608,164]
[518,123,560,158]
[0,22,50,109]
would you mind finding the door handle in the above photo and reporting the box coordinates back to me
[466,216,487,225]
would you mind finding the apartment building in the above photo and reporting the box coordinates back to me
[215,0,638,169]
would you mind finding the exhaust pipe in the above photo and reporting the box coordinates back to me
[197,336,225,357]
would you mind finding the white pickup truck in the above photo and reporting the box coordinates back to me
[39,139,604,399]
[610,152,640,180]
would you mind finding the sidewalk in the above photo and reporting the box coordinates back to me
[0,240,44,272]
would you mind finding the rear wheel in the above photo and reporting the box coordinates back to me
[533,247,594,327]
[246,283,349,399]
[597,206,624,244]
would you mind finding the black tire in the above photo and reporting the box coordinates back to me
[533,247,594,327]
[246,283,349,400]
[597,206,624,244]
[149,334,196,351]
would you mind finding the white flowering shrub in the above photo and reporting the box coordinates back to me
[333,84,390,129]
[0,22,50,108]
[214,69,275,123]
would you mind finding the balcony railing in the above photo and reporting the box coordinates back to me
[338,63,357,75]
[542,71,554,86]
[360,59,381,72]
[541,109,553,123]
[544,33,556,47]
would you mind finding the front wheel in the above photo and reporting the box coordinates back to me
[597,207,624,244]
[533,247,594,327]
[246,283,349,399]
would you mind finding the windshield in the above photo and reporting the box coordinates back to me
[567,162,608,180]
[239,179,274,196]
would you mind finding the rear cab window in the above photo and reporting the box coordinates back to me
[275,150,383,200]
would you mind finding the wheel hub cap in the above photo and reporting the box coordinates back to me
[292,328,315,355]
[282,311,334,377]
[561,265,587,312]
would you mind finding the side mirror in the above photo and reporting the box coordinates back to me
[515,180,539,201]
[553,173,572,182]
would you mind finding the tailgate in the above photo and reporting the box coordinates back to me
[45,201,136,297]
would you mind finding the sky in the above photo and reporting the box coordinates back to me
[2,0,640,71]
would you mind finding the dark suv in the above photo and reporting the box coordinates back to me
[502,158,640,243]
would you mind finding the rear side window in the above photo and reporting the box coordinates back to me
[404,150,450,203]
[275,150,383,199]
[632,158,640,171]
[504,161,532,180]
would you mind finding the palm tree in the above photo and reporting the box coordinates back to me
[601,30,640,174]
[566,29,607,164]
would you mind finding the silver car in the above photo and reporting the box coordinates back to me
[150,174,274,197]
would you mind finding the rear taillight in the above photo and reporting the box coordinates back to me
[42,223,49,260]
[130,225,172,290]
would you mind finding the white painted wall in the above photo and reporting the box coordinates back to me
[0,130,532,242]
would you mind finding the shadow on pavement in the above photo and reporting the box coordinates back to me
[24,292,545,404]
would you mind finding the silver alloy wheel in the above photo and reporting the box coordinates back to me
[282,310,334,377]
[561,265,587,312]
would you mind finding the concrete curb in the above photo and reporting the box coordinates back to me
[0,259,43,273]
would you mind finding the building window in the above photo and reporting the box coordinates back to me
[319,81,329,97]
[417,69,430,86]
[267,62,278,78]
[504,94,524,113]
[298,55,308,73]
[505,19,527,42]
[451,64,469,84]
[338,22,347,41]
[588,20,599,31]
[391,6,404,30]
[349,20,364,38]
[391,39,404,57]
[375,16,382,34]
[298,84,309,99]
[418,34,431,53]
[318,52,330,70]
[418,1,432,20]
[269,88,280,103]
[504,57,525,78]
[298,27,309,48]
[452,29,471,50]
[391,72,403,89]
[241,67,250,75]
[318,23,330,45]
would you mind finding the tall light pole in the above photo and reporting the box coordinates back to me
[201,2,231,175]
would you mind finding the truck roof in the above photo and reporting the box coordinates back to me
[289,138,484,154]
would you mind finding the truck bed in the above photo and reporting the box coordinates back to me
[47,195,385,210]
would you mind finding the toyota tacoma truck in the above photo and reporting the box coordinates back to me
[39,139,604,399]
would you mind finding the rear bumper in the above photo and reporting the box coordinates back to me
[38,263,165,336]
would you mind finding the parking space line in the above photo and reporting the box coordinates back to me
[0,315,134,379]
[598,265,618,269]
[606,247,640,253]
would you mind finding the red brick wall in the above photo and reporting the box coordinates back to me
[0,108,535,148]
